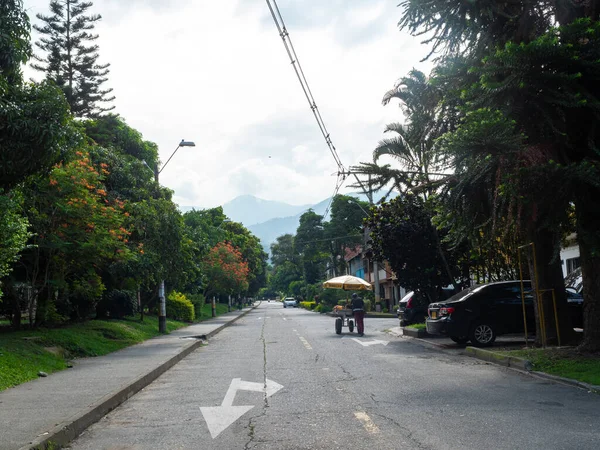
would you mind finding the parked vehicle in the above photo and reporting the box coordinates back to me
[283,297,297,308]
[427,281,584,346]
[398,288,454,326]
[565,267,583,294]
[427,281,536,346]
[566,289,584,328]
[397,291,427,325]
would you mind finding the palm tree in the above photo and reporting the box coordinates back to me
[350,69,450,198]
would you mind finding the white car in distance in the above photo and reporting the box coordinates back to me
[283,297,297,308]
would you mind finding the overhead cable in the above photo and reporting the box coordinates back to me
[265,0,346,172]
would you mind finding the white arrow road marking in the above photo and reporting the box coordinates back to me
[343,337,389,347]
[200,378,284,438]
[200,405,254,439]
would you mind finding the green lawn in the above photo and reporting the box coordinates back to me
[405,322,426,330]
[496,348,600,386]
[196,302,232,319]
[0,316,187,392]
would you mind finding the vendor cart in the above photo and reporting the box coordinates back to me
[333,308,355,334]
[323,275,372,336]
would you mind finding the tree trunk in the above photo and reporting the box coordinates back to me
[528,228,576,346]
[575,188,600,352]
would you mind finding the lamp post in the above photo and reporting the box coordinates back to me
[149,139,196,333]
[348,198,381,307]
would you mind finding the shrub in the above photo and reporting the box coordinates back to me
[97,289,138,319]
[315,304,332,314]
[363,299,372,312]
[186,293,205,320]
[166,291,195,322]
[299,301,316,310]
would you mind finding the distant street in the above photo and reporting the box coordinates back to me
[68,302,600,450]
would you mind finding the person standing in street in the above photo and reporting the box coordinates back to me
[351,293,365,336]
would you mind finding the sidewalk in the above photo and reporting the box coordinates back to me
[0,306,256,450]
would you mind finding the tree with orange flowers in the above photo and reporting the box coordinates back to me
[201,242,249,297]
[17,149,132,324]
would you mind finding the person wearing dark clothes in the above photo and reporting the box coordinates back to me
[351,293,365,336]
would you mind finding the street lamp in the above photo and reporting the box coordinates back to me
[152,139,196,333]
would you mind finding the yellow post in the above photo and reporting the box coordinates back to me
[531,241,547,347]
[517,246,529,348]
[551,289,561,347]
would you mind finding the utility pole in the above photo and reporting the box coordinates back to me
[364,175,381,308]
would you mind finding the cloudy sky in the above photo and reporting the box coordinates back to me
[23,0,431,209]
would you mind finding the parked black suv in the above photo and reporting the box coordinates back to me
[398,288,455,326]
[426,281,536,346]
[397,291,427,325]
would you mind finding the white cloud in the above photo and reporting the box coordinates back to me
[23,0,432,208]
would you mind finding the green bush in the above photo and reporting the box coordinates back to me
[299,301,316,310]
[186,293,205,321]
[166,291,195,322]
[97,289,138,319]
[315,304,332,314]
[363,299,372,312]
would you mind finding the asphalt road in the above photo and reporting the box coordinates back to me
[67,302,600,449]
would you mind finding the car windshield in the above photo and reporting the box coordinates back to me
[442,286,481,303]
[442,282,533,303]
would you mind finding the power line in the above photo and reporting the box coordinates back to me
[265,0,345,172]
[295,234,362,245]
[265,0,353,219]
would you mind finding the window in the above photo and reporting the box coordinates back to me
[566,257,580,275]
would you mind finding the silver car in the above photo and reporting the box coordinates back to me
[283,297,297,308]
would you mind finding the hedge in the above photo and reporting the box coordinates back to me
[166,291,195,322]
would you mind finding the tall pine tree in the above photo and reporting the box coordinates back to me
[32,0,115,118]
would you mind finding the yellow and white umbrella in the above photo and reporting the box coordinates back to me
[322,275,373,291]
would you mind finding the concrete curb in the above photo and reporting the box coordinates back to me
[22,306,257,450]
[401,327,428,338]
[390,327,600,394]
[464,346,533,371]
[528,371,600,393]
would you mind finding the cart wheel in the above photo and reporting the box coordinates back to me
[335,318,342,335]
[348,320,354,333]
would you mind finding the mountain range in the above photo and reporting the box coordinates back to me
[182,191,396,255]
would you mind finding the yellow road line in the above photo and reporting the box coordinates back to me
[354,411,380,434]
[299,336,312,350]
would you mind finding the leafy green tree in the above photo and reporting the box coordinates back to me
[1,0,74,192]
[33,0,115,117]
[395,0,600,348]
[270,261,302,295]
[0,191,29,299]
[324,195,368,276]
[270,234,299,268]
[366,195,467,302]
[84,115,159,167]
[295,210,328,285]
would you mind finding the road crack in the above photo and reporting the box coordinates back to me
[244,311,269,449]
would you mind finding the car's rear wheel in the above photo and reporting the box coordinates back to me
[450,336,469,345]
[335,318,343,335]
[469,322,496,347]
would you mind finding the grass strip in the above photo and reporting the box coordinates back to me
[0,316,187,392]
[495,348,600,386]
[405,322,426,330]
